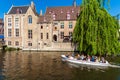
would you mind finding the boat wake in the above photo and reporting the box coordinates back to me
[108,64,120,68]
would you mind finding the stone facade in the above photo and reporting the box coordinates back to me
[4,1,80,51]
[4,2,39,49]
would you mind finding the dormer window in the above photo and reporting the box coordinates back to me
[53,14,56,20]
[61,9,63,13]
[44,17,46,22]
[28,15,32,24]
[16,8,22,14]
[49,11,52,14]
[67,11,70,20]
[67,13,70,20]
[72,9,74,13]
[16,8,20,14]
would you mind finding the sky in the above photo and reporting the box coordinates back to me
[0,0,120,19]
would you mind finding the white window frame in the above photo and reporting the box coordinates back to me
[7,17,12,28]
[14,16,19,28]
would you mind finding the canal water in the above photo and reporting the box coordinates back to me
[0,51,120,80]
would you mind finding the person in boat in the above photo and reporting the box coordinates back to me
[77,54,81,60]
[83,55,87,60]
[66,52,72,58]
[80,54,85,60]
[69,55,74,59]
[101,57,106,63]
[87,55,91,62]
[91,56,95,62]
[95,56,99,62]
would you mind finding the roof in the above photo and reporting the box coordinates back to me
[46,6,80,20]
[37,15,53,23]
[0,19,3,25]
[8,6,29,14]
[38,6,80,23]
[0,19,3,23]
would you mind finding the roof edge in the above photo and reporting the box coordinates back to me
[7,5,14,14]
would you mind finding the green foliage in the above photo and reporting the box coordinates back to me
[5,47,21,51]
[73,0,120,55]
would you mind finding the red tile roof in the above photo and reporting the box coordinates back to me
[38,6,80,23]
[0,19,3,23]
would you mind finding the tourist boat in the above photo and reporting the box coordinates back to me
[61,55,111,67]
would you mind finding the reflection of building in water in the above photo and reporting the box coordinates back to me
[3,52,72,80]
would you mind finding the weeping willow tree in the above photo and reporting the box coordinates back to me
[73,0,120,55]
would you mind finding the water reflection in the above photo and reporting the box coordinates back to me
[0,51,119,80]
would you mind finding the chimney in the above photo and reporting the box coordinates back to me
[40,10,42,16]
[73,0,76,7]
[31,1,35,10]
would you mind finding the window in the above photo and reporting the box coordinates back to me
[60,22,64,29]
[72,9,74,13]
[53,22,58,25]
[15,41,19,46]
[55,27,57,30]
[28,15,32,24]
[67,13,70,20]
[60,32,64,39]
[41,25,43,29]
[46,25,49,29]
[69,21,73,28]
[15,18,19,27]
[8,41,11,45]
[61,9,63,13]
[46,33,49,39]
[8,18,11,22]
[69,32,72,36]
[8,29,12,37]
[28,43,32,46]
[44,17,46,22]
[41,33,43,39]
[28,30,32,39]
[8,18,12,27]
[53,14,56,20]
[15,29,19,37]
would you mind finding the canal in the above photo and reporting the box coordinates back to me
[0,51,120,80]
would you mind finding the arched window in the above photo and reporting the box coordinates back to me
[28,15,32,24]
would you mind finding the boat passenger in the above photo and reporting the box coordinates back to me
[77,54,81,60]
[101,57,106,63]
[95,57,99,62]
[87,55,91,62]
[80,54,85,60]
[91,56,95,62]
[83,55,87,60]
[69,55,74,59]
[66,53,70,57]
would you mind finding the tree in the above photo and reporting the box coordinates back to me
[73,0,120,55]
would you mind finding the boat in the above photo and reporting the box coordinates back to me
[61,55,111,67]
